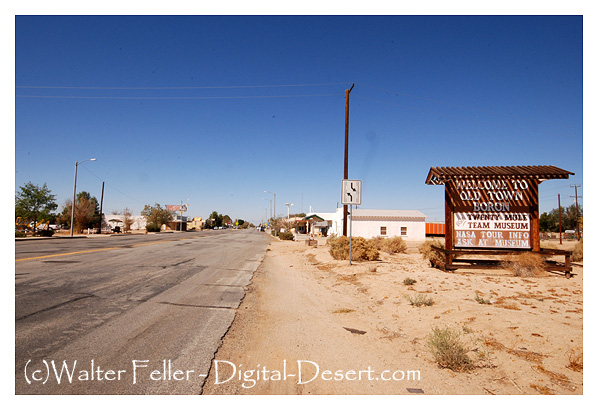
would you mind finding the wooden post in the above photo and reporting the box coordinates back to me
[342,83,354,237]
[558,194,563,245]
[530,180,541,252]
[444,183,453,268]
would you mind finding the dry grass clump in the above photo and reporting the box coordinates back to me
[369,236,386,250]
[566,349,583,372]
[403,277,417,286]
[427,325,473,372]
[370,236,407,254]
[419,239,445,266]
[572,240,583,262]
[474,292,492,305]
[406,293,434,307]
[328,236,380,261]
[502,252,545,277]
[332,308,355,314]
[384,236,407,254]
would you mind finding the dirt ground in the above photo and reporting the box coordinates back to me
[202,237,583,395]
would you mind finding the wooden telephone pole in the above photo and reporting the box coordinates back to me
[558,194,562,245]
[343,83,355,237]
[570,185,581,240]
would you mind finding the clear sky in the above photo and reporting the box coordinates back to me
[14,11,584,224]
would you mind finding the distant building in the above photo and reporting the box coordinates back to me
[187,217,204,230]
[102,214,146,231]
[304,208,426,241]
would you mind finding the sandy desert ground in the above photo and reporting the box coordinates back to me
[203,236,583,395]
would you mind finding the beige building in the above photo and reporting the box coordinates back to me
[187,217,204,230]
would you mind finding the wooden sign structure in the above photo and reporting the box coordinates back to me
[425,165,575,276]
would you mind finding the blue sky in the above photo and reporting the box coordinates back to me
[14,13,584,224]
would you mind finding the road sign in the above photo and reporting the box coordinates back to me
[341,179,362,205]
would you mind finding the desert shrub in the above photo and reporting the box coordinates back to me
[370,236,407,254]
[369,236,386,250]
[427,326,473,372]
[383,236,407,254]
[325,233,337,245]
[328,236,380,261]
[278,231,294,241]
[566,348,583,372]
[474,292,491,304]
[146,223,161,232]
[36,229,55,237]
[572,240,583,262]
[502,252,545,277]
[403,277,417,285]
[327,235,348,259]
[419,239,445,266]
[406,293,434,306]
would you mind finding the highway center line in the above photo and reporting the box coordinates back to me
[15,237,189,262]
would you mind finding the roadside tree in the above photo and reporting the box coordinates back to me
[122,208,135,233]
[205,211,223,229]
[141,203,174,231]
[540,205,583,232]
[15,182,58,231]
[59,191,101,233]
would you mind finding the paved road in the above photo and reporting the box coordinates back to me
[15,230,270,394]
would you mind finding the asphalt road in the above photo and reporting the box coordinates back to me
[15,229,270,394]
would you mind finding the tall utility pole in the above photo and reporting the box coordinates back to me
[343,83,355,237]
[570,185,582,240]
[558,194,562,245]
[99,181,105,234]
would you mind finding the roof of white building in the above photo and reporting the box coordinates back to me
[350,209,427,219]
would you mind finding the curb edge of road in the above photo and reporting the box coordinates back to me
[14,231,193,241]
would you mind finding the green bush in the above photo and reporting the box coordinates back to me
[146,223,161,232]
[278,231,294,241]
[15,231,26,238]
[36,229,55,237]
[328,236,380,261]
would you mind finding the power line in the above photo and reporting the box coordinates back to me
[15,82,349,90]
[79,164,144,205]
[16,93,342,100]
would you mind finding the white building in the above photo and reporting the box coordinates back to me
[306,208,426,241]
[102,214,146,231]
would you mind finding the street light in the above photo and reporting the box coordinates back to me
[264,190,276,236]
[71,158,97,237]
[285,202,294,230]
[261,197,272,221]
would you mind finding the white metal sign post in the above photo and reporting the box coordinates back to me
[342,180,362,265]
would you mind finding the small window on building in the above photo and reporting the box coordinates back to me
[401,227,408,236]
[380,226,387,236]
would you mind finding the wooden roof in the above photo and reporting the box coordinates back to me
[425,165,574,185]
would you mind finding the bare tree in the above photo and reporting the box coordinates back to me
[122,208,134,233]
